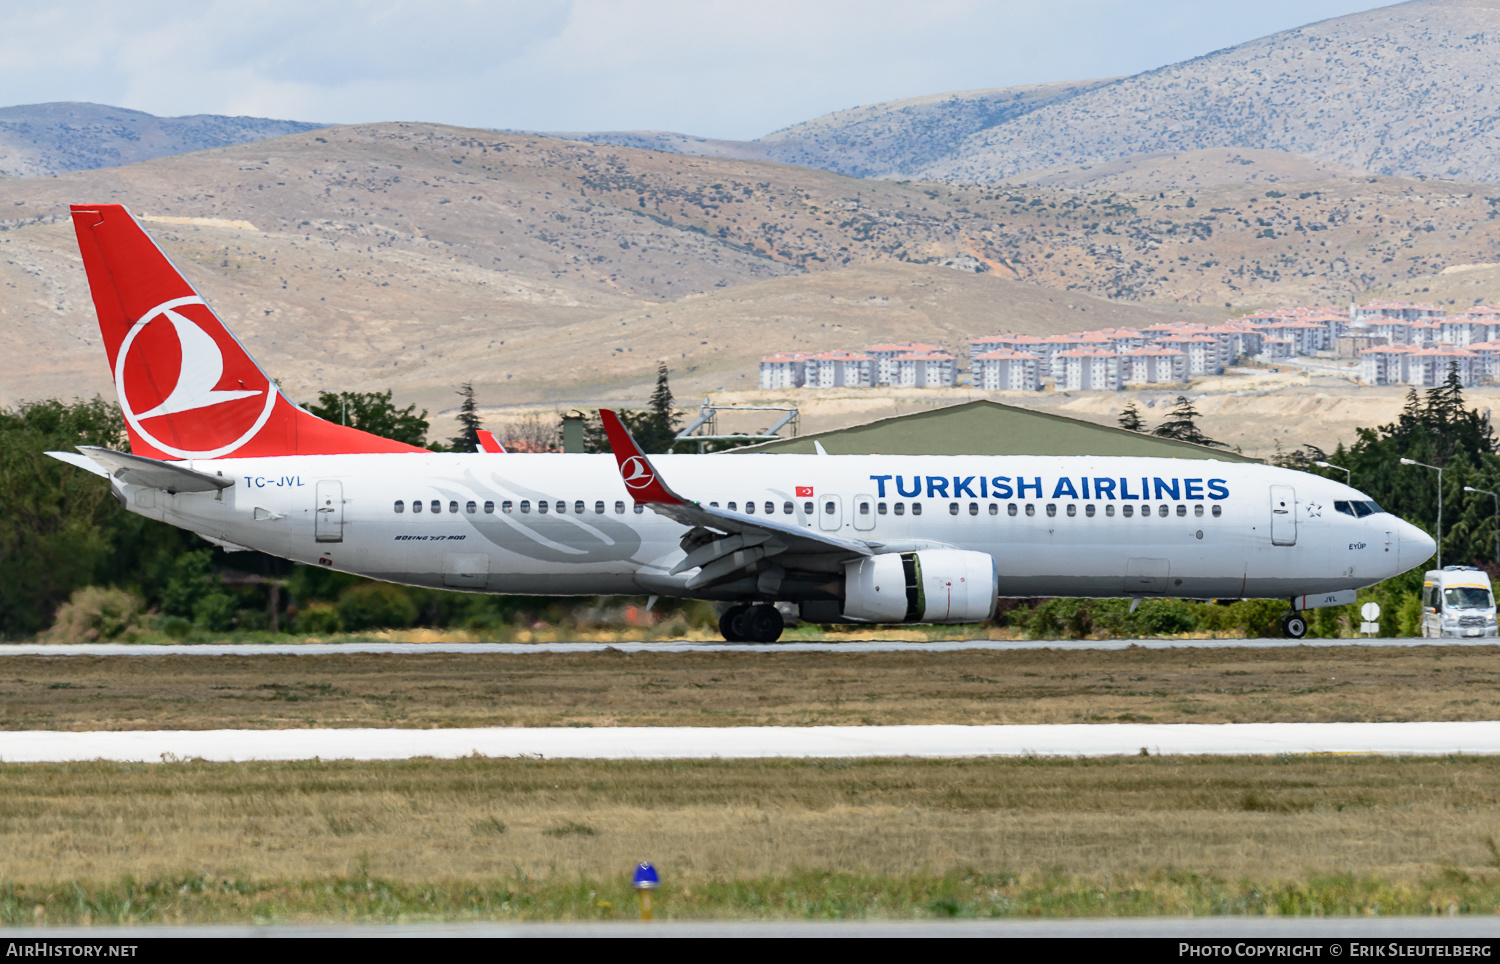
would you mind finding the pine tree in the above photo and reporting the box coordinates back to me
[1117,401,1144,432]
[581,364,684,454]
[1151,395,1225,448]
[448,382,483,453]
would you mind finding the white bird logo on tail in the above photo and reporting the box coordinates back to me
[136,307,261,419]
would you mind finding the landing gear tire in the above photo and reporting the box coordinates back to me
[1282,613,1308,639]
[744,605,785,644]
[719,604,750,642]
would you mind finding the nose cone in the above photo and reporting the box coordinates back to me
[1397,520,1437,574]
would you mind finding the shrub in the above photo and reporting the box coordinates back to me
[1132,599,1197,636]
[336,583,418,632]
[43,586,144,643]
[292,601,341,635]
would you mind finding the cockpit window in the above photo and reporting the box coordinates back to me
[1335,499,1385,518]
[1443,587,1494,610]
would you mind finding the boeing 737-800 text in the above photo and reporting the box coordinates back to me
[47,205,1435,642]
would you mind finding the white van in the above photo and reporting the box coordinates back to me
[1421,567,1498,637]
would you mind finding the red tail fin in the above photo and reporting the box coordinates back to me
[70,204,425,459]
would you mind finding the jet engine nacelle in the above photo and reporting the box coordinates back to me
[842,549,998,624]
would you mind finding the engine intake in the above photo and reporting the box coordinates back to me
[842,549,997,624]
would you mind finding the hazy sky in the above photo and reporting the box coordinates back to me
[0,0,1395,139]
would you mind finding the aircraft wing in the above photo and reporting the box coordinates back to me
[50,445,235,493]
[598,410,875,569]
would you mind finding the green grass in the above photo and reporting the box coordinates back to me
[4,870,1498,924]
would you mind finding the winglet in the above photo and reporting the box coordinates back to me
[599,409,689,506]
[476,429,505,453]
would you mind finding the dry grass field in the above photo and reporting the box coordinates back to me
[4,645,1500,731]
[2,755,1499,921]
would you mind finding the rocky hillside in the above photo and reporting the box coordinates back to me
[0,123,1218,414]
[920,0,1500,184]
[0,103,325,177]
[553,0,1500,188]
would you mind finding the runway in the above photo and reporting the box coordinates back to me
[0,636,1491,657]
[6,721,1500,762]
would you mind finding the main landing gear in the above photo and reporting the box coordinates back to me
[719,604,784,643]
[1280,612,1308,639]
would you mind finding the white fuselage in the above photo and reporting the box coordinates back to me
[118,452,1433,605]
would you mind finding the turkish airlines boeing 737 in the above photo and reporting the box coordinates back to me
[48,205,1435,642]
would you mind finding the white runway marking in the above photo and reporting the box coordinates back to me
[0,637,1490,657]
[4,722,1499,763]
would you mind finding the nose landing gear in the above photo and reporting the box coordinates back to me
[718,603,784,643]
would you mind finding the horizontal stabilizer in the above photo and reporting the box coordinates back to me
[44,450,109,479]
[67,445,234,493]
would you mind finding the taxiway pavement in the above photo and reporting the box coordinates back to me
[0,637,1492,657]
[5,721,1500,763]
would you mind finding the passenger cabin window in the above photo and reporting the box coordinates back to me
[948,502,959,516]
[412,500,423,514]
[1105,504,1115,517]
[1122,505,1134,517]
[537,501,549,514]
[1194,505,1203,517]
[1158,505,1167,518]
[1065,504,1076,517]
[766,501,775,515]
[394,500,404,513]
[556,501,565,514]
[783,502,794,515]
[615,501,625,514]
[1085,504,1095,517]
[634,504,644,514]
[894,503,905,516]
[466,501,477,514]
[859,502,870,515]
[803,501,814,514]
[969,502,979,516]
[878,502,888,515]
[520,500,531,513]
[430,500,440,514]
[911,503,922,516]
[485,501,495,513]
[449,501,459,513]
[1211,505,1222,517]
[595,501,605,514]
[501,500,512,513]
[1046,504,1056,517]
[744,501,755,514]
[728,502,738,512]
[1008,503,1018,516]
[576,501,585,514]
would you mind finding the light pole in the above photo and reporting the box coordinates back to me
[1464,485,1500,564]
[1315,460,1351,485]
[1401,457,1443,569]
